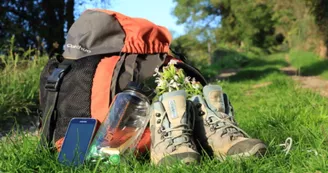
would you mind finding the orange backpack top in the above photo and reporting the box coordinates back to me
[37,9,207,154]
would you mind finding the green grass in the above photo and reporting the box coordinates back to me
[1,53,328,172]
[289,50,328,79]
[0,39,47,127]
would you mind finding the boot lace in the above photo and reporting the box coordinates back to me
[155,101,195,151]
[206,112,250,140]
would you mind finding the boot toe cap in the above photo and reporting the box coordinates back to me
[227,139,267,157]
[158,152,200,165]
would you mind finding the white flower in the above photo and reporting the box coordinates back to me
[155,78,167,87]
[168,59,178,65]
[156,79,163,87]
[191,77,196,84]
[173,75,179,81]
[155,77,160,83]
[169,79,174,85]
[171,81,180,89]
[153,67,160,76]
[184,76,191,84]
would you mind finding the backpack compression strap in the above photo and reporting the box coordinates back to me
[37,59,72,152]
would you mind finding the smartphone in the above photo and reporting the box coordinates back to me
[57,118,97,166]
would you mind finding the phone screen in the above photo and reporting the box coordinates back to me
[58,118,96,166]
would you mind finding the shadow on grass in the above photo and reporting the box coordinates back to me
[0,105,39,138]
[246,59,289,68]
[227,68,281,82]
[299,59,328,76]
[216,56,288,82]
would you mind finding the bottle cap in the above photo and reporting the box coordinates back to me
[124,81,156,100]
[109,154,120,165]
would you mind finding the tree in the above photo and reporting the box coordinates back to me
[172,0,278,51]
[0,0,111,57]
[307,0,328,58]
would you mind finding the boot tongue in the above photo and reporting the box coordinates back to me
[203,85,242,137]
[160,90,189,145]
[203,85,226,114]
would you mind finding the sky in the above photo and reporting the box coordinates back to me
[83,0,186,38]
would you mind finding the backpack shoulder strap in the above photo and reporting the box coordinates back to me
[37,59,73,152]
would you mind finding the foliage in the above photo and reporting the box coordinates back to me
[307,0,328,53]
[173,0,278,51]
[172,0,328,58]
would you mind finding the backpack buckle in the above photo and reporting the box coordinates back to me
[45,67,68,92]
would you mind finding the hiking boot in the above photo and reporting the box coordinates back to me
[150,90,200,165]
[190,85,267,160]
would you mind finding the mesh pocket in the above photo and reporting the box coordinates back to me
[54,56,102,141]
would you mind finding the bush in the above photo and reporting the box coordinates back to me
[212,47,249,68]
[194,47,250,81]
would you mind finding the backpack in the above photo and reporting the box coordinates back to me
[37,9,207,154]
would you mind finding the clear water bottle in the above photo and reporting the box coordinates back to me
[86,82,155,164]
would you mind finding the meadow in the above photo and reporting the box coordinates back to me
[0,49,327,172]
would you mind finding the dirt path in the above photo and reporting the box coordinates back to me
[280,54,328,97]
[216,68,241,81]
[216,55,328,97]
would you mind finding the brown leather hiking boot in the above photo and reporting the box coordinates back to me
[190,85,267,160]
[150,90,200,165]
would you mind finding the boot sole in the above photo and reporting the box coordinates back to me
[216,143,267,161]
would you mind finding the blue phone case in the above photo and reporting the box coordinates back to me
[57,118,97,166]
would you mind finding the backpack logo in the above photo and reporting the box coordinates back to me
[66,44,91,53]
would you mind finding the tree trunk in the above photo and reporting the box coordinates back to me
[41,0,66,57]
[318,40,327,59]
[66,0,75,31]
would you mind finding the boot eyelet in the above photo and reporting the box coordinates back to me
[210,127,215,132]
[197,103,202,108]
[155,113,161,117]
[200,111,205,116]
[157,119,161,124]
[206,117,212,123]
[160,126,165,131]
[164,132,169,137]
